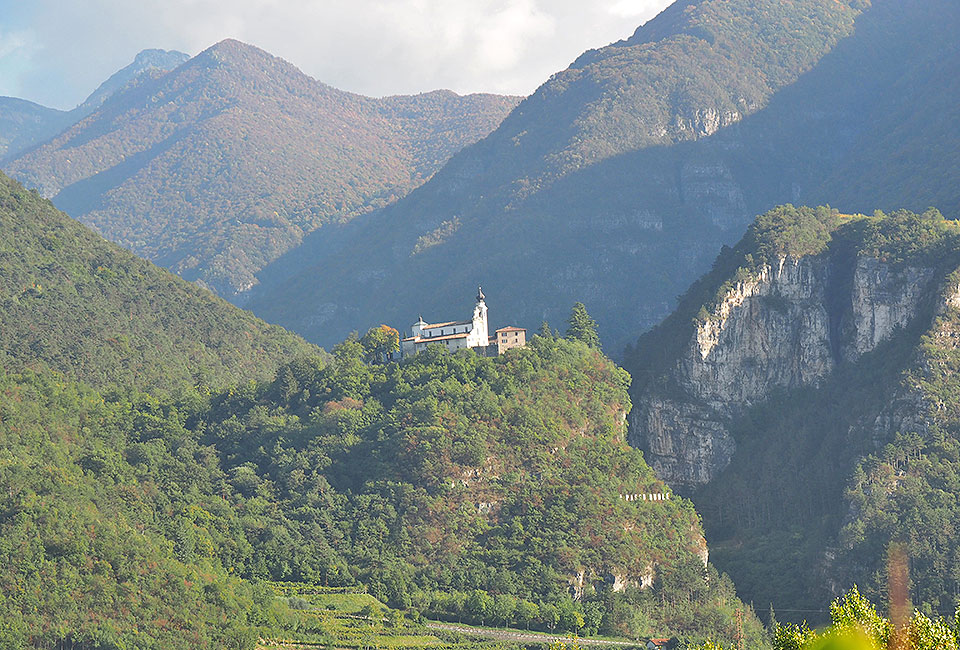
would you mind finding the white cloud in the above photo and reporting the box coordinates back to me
[3,0,672,108]
[607,0,668,18]
[0,28,39,99]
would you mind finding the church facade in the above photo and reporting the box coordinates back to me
[400,288,525,357]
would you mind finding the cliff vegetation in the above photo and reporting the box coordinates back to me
[627,205,960,619]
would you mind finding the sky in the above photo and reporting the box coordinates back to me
[0,0,672,110]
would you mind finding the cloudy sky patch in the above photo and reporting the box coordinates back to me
[0,0,672,110]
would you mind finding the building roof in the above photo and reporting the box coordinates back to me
[415,332,470,343]
[496,326,526,333]
[423,319,473,329]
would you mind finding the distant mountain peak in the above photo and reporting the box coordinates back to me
[76,47,189,116]
[4,39,520,298]
[198,38,277,63]
[133,47,190,64]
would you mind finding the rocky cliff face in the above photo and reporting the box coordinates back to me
[630,254,937,488]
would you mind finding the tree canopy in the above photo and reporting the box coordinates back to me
[566,302,600,348]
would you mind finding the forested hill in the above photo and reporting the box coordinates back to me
[249,0,960,356]
[0,327,767,647]
[3,39,520,297]
[0,171,315,392]
[245,0,869,350]
[626,205,960,617]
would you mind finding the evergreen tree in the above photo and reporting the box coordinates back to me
[538,321,553,339]
[566,302,600,348]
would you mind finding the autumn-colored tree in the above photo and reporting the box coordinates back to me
[360,325,400,363]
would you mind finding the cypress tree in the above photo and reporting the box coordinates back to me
[566,302,600,348]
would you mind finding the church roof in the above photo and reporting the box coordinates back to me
[423,319,472,329]
[415,332,470,342]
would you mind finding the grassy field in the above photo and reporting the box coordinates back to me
[260,586,643,650]
[260,586,464,650]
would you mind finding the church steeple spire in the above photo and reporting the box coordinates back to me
[476,286,485,303]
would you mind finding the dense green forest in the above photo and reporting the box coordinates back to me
[4,39,518,297]
[0,171,315,391]
[0,323,767,647]
[628,205,960,620]
[0,370,289,648]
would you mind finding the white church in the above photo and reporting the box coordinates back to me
[400,287,526,357]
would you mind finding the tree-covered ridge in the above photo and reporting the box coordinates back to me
[0,171,316,392]
[4,39,519,297]
[207,335,691,595]
[0,329,765,647]
[546,0,863,182]
[0,49,189,162]
[201,332,766,645]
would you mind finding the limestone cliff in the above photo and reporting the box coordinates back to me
[626,206,960,613]
[629,209,940,489]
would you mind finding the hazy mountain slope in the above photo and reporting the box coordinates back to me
[0,171,315,392]
[245,0,869,350]
[74,47,190,116]
[0,49,188,162]
[626,206,960,616]
[249,0,960,355]
[0,97,70,160]
[4,39,519,297]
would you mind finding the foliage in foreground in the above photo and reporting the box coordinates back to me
[772,586,960,650]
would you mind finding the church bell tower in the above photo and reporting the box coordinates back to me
[472,286,489,346]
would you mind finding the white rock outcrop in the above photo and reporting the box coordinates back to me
[630,254,936,488]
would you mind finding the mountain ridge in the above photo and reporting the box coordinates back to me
[245,0,880,351]
[4,39,520,297]
[0,48,189,161]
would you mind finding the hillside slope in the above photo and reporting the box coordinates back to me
[0,97,71,160]
[74,48,190,116]
[0,332,767,648]
[248,0,960,354]
[626,205,960,616]
[0,370,285,648]
[0,171,315,392]
[4,39,519,297]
